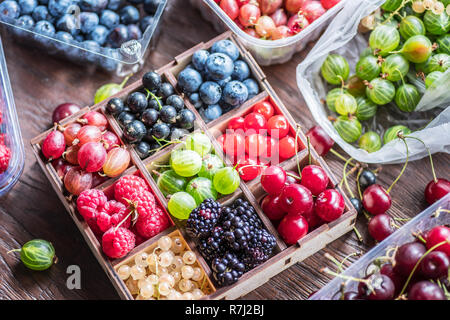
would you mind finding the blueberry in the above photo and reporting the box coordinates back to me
[143,0,161,15]
[0,1,21,20]
[177,68,203,93]
[124,120,146,143]
[74,34,84,42]
[107,0,120,10]
[202,104,222,122]
[141,108,159,126]
[205,53,234,81]
[56,14,78,35]
[18,0,37,15]
[34,20,55,37]
[232,60,250,81]
[127,92,148,114]
[135,141,151,159]
[189,93,203,109]
[139,15,154,32]
[127,23,141,40]
[142,71,161,92]
[199,81,222,105]
[117,111,135,127]
[166,95,184,111]
[128,0,143,4]
[120,5,139,24]
[53,30,74,52]
[38,0,47,3]
[211,39,239,61]
[87,24,108,45]
[13,14,34,37]
[160,105,177,124]
[79,0,107,12]
[217,76,231,88]
[48,0,72,17]
[106,97,124,115]
[221,102,234,113]
[151,122,170,140]
[32,5,50,21]
[99,9,119,29]
[243,78,259,99]
[223,81,248,106]
[192,49,210,71]
[81,40,100,62]
[177,109,195,130]
[79,12,98,34]
[158,82,174,99]
[99,47,119,71]
[106,24,128,48]
[170,127,189,141]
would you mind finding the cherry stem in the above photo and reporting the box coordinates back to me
[362,209,372,221]
[393,217,410,222]
[404,135,437,183]
[286,172,301,181]
[321,267,374,293]
[356,167,363,200]
[145,89,163,110]
[340,157,355,199]
[353,226,363,242]
[386,137,409,194]
[397,240,449,298]
[329,149,357,167]
[307,136,312,165]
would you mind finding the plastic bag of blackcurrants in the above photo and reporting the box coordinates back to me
[297,0,450,164]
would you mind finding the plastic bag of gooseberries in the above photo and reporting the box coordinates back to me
[297,0,450,164]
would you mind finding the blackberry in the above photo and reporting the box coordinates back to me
[186,199,221,238]
[212,253,245,287]
[222,209,250,251]
[198,226,227,262]
[230,198,262,229]
[247,228,276,256]
[241,247,268,271]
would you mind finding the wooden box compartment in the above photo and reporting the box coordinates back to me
[31,31,357,300]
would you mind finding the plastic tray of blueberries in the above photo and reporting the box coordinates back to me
[0,0,167,75]
[309,194,450,300]
[0,36,25,196]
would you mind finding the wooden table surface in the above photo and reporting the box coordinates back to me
[0,0,448,300]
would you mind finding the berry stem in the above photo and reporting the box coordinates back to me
[386,137,409,194]
[286,172,301,181]
[353,226,363,242]
[6,249,21,254]
[321,267,374,293]
[356,167,363,200]
[119,74,132,90]
[340,157,355,199]
[145,89,163,110]
[329,148,357,167]
[404,135,437,183]
[397,240,449,298]
[307,136,312,165]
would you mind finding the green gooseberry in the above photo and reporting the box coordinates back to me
[358,131,382,153]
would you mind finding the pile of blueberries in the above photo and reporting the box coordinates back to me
[177,39,260,123]
[106,71,196,159]
[0,0,162,67]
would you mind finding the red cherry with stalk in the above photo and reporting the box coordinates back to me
[425,226,450,257]
[425,179,450,205]
[368,213,396,242]
[261,194,287,221]
[305,125,334,156]
[236,156,261,181]
[279,183,313,215]
[314,189,345,222]
[277,214,308,245]
[261,165,287,195]
[300,164,329,196]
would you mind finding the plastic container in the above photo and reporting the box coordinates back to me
[190,0,347,66]
[0,36,25,196]
[0,0,167,76]
[310,193,450,300]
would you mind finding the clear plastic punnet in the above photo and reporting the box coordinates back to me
[297,0,450,164]
[310,193,450,300]
[190,0,348,66]
[0,0,167,76]
[0,36,25,196]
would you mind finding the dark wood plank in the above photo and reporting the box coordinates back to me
[0,0,449,300]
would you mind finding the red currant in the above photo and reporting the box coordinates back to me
[244,112,268,133]
[219,132,246,159]
[245,133,267,158]
[227,116,245,131]
[253,100,274,120]
[279,135,297,159]
[314,189,345,222]
[267,115,289,138]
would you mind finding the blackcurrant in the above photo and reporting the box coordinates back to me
[142,71,161,92]
[117,112,135,127]
[359,170,376,189]
[350,198,363,214]
[124,120,146,143]
[141,108,159,126]
[160,105,177,124]
[106,97,124,115]
[135,141,151,159]
[158,82,175,99]
[177,109,195,129]
[170,127,189,141]
[127,92,148,114]
[148,98,160,110]
[151,123,170,140]
[166,94,184,111]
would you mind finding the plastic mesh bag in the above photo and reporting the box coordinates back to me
[297,0,450,164]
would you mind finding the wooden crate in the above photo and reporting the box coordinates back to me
[31,31,357,300]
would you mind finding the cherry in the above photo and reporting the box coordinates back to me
[285,170,300,186]
[408,281,446,300]
[42,130,66,160]
[300,165,329,196]
[220,132,246,159]
[314,189,345,222]
[267,115,289,139]
[343,291,360,300]
[261,194,287,221]
[52,103,81,123]
[244,112,268,133]
[265,136,279,161]
[380,263,405,295]
[393,242,427,277]
[236,156,261,181]
[424,178,450,205]
[358,169,376,189]
[261,165,286,195]
[350,197,362,214]
[101,131,120,152]
[425,226,450,257]
[305,125,334,156]
[362,184,391,215]
[279,135,297,159]
[277,214,308,245]
[77,142,107,173]
[245,133,267,158]
[303,206,323,229]
[80,111,108,131]
[280,183,313,215]
[420,251,449,279]
[252,100,274,120]
[227,116,245,131]
[358,273,395,300]
[368,214,395,242]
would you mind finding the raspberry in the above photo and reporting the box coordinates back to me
[0,144,11,174]
[76,189,107,220]
[135,205,170,239]
[114,175,149,204]
[102,227,136,259]
[128,189,156,220]
[97,200,131,232]
[0,133,5,145]
[86,218,103,237]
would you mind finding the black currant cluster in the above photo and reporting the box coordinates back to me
[106,71,195,159]
[186,198,276,287]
